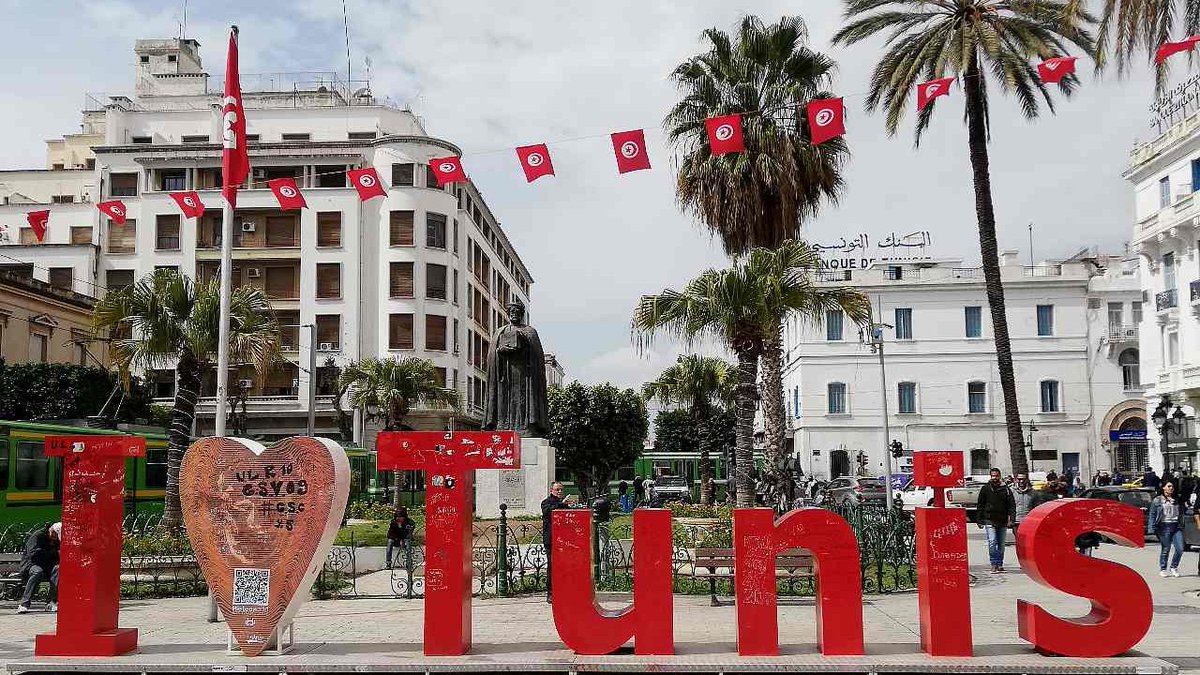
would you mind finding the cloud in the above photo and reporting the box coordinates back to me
[573,340,731,390]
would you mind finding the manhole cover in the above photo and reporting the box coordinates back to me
[1153,604,1200,614]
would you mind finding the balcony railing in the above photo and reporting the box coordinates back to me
[1192,280,1200,304]
[1157,289,1178,311]
[1107,325,1138,342]
[950,267,984,279]
[815,270,852,282]
[1022,265,1062,277]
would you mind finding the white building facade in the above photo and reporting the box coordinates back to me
[1126,99,1200,477]
[784,252,1146,481]
[0,38,536,441]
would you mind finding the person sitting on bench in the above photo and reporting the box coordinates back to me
[17,522,60,614]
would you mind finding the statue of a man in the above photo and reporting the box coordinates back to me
[483,298,550,437]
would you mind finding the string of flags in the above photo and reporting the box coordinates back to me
[18,45,1186,243]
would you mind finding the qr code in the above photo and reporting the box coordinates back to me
[232,568,270,606]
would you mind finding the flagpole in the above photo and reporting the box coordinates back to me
[214,198,234,437]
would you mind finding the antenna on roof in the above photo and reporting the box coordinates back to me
[342,0,352,85]
[181,0,188,38]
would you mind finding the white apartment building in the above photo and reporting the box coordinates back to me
[1126,85,1200,476]
[0,37,536,442]
[784,252,1145,480]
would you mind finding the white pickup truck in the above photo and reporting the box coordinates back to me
[898,473,1047,515]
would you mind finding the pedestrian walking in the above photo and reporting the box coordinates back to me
[385,507,414,569]
[632,475,645,508]
[541,482,575,602]
[976,468,1016,573]
[1010,473,1036,538]
[1142,467,1161,490]
[18,522,60,614]
[617,480,631,513]
[1150,482,1186,577]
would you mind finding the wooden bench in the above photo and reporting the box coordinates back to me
[0,553,24,600]
[693,547,814,606]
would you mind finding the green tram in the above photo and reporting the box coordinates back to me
[0,421,375,528]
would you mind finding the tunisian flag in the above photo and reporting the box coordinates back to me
[97,200,128,225]
[26,210,49,242]
[221,26,249,208]
[1156,36,1200,64]
[170,191,206,219]
[806,98,846,145]
[705,114,745,155]
[515,144,555,182]
[348,168,387,200]
[267,178,307,210]
[611,129,651,174]
[429,156,467,187]
[917,76,955,111]
[1037,56,1078,84]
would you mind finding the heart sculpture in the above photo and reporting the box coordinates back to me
[181,436,349,656]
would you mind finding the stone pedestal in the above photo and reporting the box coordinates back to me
[475,437,555,518]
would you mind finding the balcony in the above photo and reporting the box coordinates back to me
[815,270,852,282]
[1022,265,1062,277]
[1107,325,1138,343]
[1192,280,1200,305]
[1157,289,1178,312]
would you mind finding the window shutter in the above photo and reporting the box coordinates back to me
[70,226,93,245]
[107,220,136,253]
[265,216,295,247]
[389,314,414,350]
[389,210,414,246]
[265,266,297,299]
[316,315,340,348]
[426,315,447,351]
[317,212,342,247]
[426,263,447,299]
[317,263,341,299]
[390,262,414,298]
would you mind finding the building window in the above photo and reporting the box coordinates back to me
[180,134,208,144]
[130,136,152,144]
[19,228,38,245]
[426,213,447,249]
[70,226,92,245]
[1163,252,1176,291]
[155,215,180,250]
[897,382,917,414]
[281,133,311,142]
[264,266,298,300]
[348,131,377,140]
[1160,176,1172,208]
[106,269,135,291]
[453,318,460,354]
[425,165,440,189]
[426,314,448,351]
[389,210,414,246]
[453,269,460,304]
[316,314,340,350]
[426,263,447,300]
[827,383,847,415]
[107,219,136,254]
[1036,304,1054,336]
[826,310,843,341]
[110,172,139,197]
[894,308,912,340]
[316,263,341,299]
[1192,159,1200,193]
[389,313,414,350]
[391,163,415,186]
[1132,301,1143,324]
[1119,348,1140,390]
[317,212,342,248]
[1168,330,1180,366]
[15,441,49,490]
[29,333,49,363]
[48,268,72,290]
[314,165,347,188]
[1039,380,1060,413]
[389,262,414,298]
[792,386,800,418]
[967,381,987,413]
[964,306,982,338]
[51,194,75,204]
[156,168,187,192]
[453,219,460,255]
[1107,302,1124,331]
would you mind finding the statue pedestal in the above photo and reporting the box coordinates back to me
[475,437,555,518]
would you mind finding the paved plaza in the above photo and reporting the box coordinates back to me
[0,531,1196,673]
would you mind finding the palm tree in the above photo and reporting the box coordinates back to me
[643,355,734,505]
[632,243,868,507]
[93,270,280,532]
[666,15,849,256]
[338,356,459,507]
[748,241,870,504]
[1081,0,1193,85]
[833,0,1096,476]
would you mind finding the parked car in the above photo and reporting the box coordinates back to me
[825,476,887,507]
[1076,486,1156,539]
[649,474,691,505]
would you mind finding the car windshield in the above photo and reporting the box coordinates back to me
[656,476,686,487]
[1119,491,1152,509]
[857,478,882,488]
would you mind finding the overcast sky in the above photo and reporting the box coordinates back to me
[0,0,1165,388]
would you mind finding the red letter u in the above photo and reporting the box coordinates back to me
[551,509,673,655]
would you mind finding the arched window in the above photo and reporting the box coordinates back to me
[1119,348,1140,391]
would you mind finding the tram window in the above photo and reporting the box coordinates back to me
[145,448,168,488]
[0,445,7,489]
[15,441,49,490]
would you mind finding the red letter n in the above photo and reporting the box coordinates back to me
[551,509,673,654]
[733,508,864,656]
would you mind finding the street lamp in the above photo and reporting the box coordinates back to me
[1151,395,1187,473]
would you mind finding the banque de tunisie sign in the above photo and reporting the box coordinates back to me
[35,433,1154,661]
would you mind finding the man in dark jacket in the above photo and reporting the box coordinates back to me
[1143,467,1161,490]
[976,468,1016,574]
[541,482,575,602]
[18,522,60,613]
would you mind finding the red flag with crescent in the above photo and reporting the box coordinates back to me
[917,77,955,111]
[97,200,128,225]
[348,168,387,200]
[26,210,49,242]
[807,98,846,146]
[429,156,467,187]
[1037,57,1078,84]
[516,144,555,182]
[611,129,651,174]
[1156,36,1200,64]
[221,27,249,208]
[267,178,307,210]
[169,191,206,219]
[705,114,745,155]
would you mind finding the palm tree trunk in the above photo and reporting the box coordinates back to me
[733,349,759,508]
[161,353,201,533]
[761,323,790,509]
[693,402,713,506]
[964,60,1029,477]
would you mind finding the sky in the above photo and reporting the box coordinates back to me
[0,0,1166,389]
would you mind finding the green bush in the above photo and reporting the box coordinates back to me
[346,500,401,521]
[123,530,193,556]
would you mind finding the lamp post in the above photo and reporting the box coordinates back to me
[1023,420,1037,470]
[1151,395,1187,474]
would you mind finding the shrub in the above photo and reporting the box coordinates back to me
[346,500,400,521]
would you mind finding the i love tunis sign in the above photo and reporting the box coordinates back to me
[374,437,1154,660]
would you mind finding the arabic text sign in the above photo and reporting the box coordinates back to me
[813,232,933,269]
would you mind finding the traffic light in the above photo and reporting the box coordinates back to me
[889,440,905,458]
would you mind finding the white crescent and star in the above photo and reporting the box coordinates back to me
[526,152,544,167]
[280,186,298,198]
[439,162,457,174]
[620,141,640,159]
[358,174,377,188]
[714,124,734,141]
[925,84,941,97]
[814,109,835,127]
